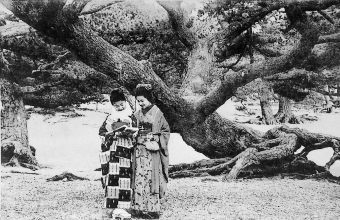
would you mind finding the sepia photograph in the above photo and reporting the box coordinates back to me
[1,0,340,219]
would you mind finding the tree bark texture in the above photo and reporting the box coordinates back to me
[258,85,276,125]
[1,78,38,168]
[170,125,340,181]
[274,96,297,123]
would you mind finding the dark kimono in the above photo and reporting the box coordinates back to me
[98,116,133,210]
[131,105,170,218]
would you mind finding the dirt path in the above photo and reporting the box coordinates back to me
[1,173,339,220]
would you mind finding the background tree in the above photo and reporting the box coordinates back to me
[1,0,340,182]
[0,13,117,167]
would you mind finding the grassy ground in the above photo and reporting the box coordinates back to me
[1,172,340,220]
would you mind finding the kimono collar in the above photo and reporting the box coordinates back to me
[141,104,154,115]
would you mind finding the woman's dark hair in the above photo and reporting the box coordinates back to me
[110,88,126,104]
[135,84,155,104]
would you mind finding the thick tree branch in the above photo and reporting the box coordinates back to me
[31,70,67,76]
[214,33,248,62]
[253,44,283,57]
[195,11,319,121]
[210,0,339,55]
[36,51,72,70]
[0,22,57,60]
[156,0,196,49]
[317,9,335,23]
[317,32,340,44]
[258,0,340,10]
[1,0,192,131]
[0,21,30,37]
[79,0,124,16]
[223,124,340,180]
[279,126,340,171]
[253,34,278,44]
[265,68,340,88]
[19,78,65,94]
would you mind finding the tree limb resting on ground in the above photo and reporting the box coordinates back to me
[170,125,340,181]
[46,172,89,181]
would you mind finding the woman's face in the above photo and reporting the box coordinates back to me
[113,100,126,111]
[136,96,152,109]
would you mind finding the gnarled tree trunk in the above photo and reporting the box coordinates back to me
[1,78,38,169]
[274,95,302,124]
[259,88,276,125]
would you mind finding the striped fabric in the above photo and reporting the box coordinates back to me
[100,136,133,210]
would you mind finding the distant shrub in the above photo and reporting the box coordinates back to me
[236,105,247,111]
[236,105,256,115]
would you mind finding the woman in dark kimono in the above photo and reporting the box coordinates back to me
[131,84,170,219]
[98,89,133,215]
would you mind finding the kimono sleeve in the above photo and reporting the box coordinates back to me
[158,113,170,156]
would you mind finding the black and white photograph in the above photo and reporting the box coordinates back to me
[1,0,340,219]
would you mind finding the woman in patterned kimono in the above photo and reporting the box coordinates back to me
[131,84,170,219]
[98,89,134,215]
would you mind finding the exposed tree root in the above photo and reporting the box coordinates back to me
[1,141,39,170]
[3,155,40,171]
[169,158,232,173]
[169,125,340,182]
[239,113,317,125]
[201,177,219,182]
[46,172,89,182]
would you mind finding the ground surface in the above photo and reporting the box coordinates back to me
[2,173,340,220]
[1,101,340,219]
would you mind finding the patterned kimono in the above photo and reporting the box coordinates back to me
[98,106,133,211]
[131,105,170,218]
